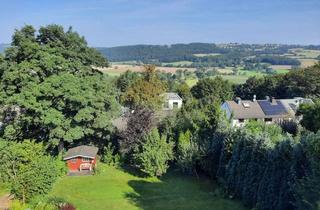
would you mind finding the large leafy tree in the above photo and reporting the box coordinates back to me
[0,25,119,151]
[123,65,167,110]
[191,76,233,105]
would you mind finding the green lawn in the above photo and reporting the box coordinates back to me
[50,165,247,210]
[186,74,250,87]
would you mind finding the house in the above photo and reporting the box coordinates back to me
[162,92,183,110]
[221,96,312,127]
[221,96,267,127]
[63,145,98,172]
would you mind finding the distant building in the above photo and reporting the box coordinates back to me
[162,92,183,110]
[63,145,98,172]
[221,96,313,127]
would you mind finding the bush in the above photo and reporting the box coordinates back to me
[101,143,121,167]
[176,130,199,174]
[134,128,174,176]
[279,120,299,136]
[0,140,60,202]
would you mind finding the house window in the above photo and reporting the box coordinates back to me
[82,157,91,162]
[173,102,179,109]
[164,102,169,108]
[71,158,77,163]
[265,118,272,122]
[238,119,245,123]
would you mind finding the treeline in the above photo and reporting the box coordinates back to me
[208,128,320,210]
[97,43,227,63]
[97,43,305,67]
[249,55,301,65]
[235,62,320,100]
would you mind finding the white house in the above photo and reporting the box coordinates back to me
[162,92,183,110]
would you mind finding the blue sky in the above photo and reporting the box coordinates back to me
[0,0,319,46]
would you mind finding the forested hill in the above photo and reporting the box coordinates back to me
[97,43,228,62]
[96,43,320,66]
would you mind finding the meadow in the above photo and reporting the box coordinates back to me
[50,165,247,210]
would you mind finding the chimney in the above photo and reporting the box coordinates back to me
[265,96,270,101]
[253,95,256,102]
[271,97,277,105]
[235,97,242,105]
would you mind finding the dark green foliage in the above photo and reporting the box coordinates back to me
[235,62,320,99]
[204,129,320,210]
[298,100,320,132]
[191,77,234,105]
[0,25,119,151]
[279,120,300,136]
[294,132,320,210]
[116,70,140,93]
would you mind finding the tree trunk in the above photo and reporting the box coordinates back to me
[58,140,64,154]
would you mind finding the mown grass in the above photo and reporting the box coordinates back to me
[50,165,247,210]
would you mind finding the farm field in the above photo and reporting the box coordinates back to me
[193,53,221,57]
[162,61,193,66]
[289,48,320,59]
[298,59,319,68]
[98,64,195,76]
[50,165,247,210]
[186,74,252,87]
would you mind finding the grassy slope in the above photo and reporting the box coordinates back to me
[51,165,247,210]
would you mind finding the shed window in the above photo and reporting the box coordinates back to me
[82,157,91,162]
[265,118,272,122]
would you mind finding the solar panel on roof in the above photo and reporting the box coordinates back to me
[258,100,288,116]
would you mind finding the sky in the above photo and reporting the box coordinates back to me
[0,0,319,47]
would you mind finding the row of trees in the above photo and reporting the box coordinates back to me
[235,62,320,100]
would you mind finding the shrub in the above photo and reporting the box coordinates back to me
[134,128,174,176]
[0,140,60,202]
[101,143,121,167]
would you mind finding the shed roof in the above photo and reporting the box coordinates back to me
[163,92,182,101]
[63,145,98,160]
[225,100,265,119]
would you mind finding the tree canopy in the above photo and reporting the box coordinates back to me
[0,25,119,151]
